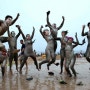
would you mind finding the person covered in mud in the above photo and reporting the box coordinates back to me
[0,45,7,77]
[7,25,21,71]
[0,13,20,36]
[16,25,39,73]
[64,33,85,77]
[81,22,90,63]
[54,30,68,74]
[0,13,20,56]
[39,25,55,70]
[46,10,65,53]
[19,39,28,68]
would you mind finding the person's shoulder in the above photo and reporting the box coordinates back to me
[0,19,4,23]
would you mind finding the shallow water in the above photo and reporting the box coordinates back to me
[0,58,90,90]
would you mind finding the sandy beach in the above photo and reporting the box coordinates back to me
[0,57,90,90]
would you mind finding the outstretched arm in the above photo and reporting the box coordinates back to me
[57,16,65,30]
[16,25,26,40]
[81,25,87,36]
[30,27,35,40]
[10,13,20,25]
[54,37,61,41]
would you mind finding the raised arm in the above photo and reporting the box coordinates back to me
[15,26,21,39]
[46,11,52,27]
[74,32,85,46]
[57,16,65,30]
[39,25,45,38]
[16,25,26,40]
[46,11,55,30]
[10,13,20,25]
[30,27,35,40]
[81,25,87,36]
[73,32,79,44]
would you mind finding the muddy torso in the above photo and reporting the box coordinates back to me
[24,39,33,56]
[45,35,54,50]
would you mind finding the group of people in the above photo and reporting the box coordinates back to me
[0,11,89,78]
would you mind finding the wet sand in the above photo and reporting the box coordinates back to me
[0,57,90,90]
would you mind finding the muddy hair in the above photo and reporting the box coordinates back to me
[62,30,68,35]
[87,22,90,27]
[26,34,30,37]
[5,15,13,20]
[43,29,49,35]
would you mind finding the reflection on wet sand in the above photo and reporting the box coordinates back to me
[0,58,90,90]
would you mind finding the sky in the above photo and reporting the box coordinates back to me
[0,0,90,54]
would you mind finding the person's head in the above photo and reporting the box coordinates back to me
[11,31,15,37]
[67,37,73,44]
[52,23,56,28]
[5,15,13,25]
[20,39,23,44]
[43,29,49,36]
[61,30,68,36]
[87,22,90,29]
[26,34,30,39]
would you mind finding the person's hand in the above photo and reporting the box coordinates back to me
[33,27,35,30]
[16,25,20,28]
[41,25,43,28]
[45,24,48,27]
[75,32,77,37]
[17,13,20,17]
[82,38,85,44]
[62,16,65,20]
[47,11,50,15]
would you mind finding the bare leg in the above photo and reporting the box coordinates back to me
[20,56,28,73]
[14,53,18,71]
[30,55,39,70]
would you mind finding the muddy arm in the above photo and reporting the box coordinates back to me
[57,16,65,30]
[16,25,26,40]
[46,11,52,27]
[30,27,35,40]
[0,37,8,43]
[10,13,20,26]
[81,25,87,36]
